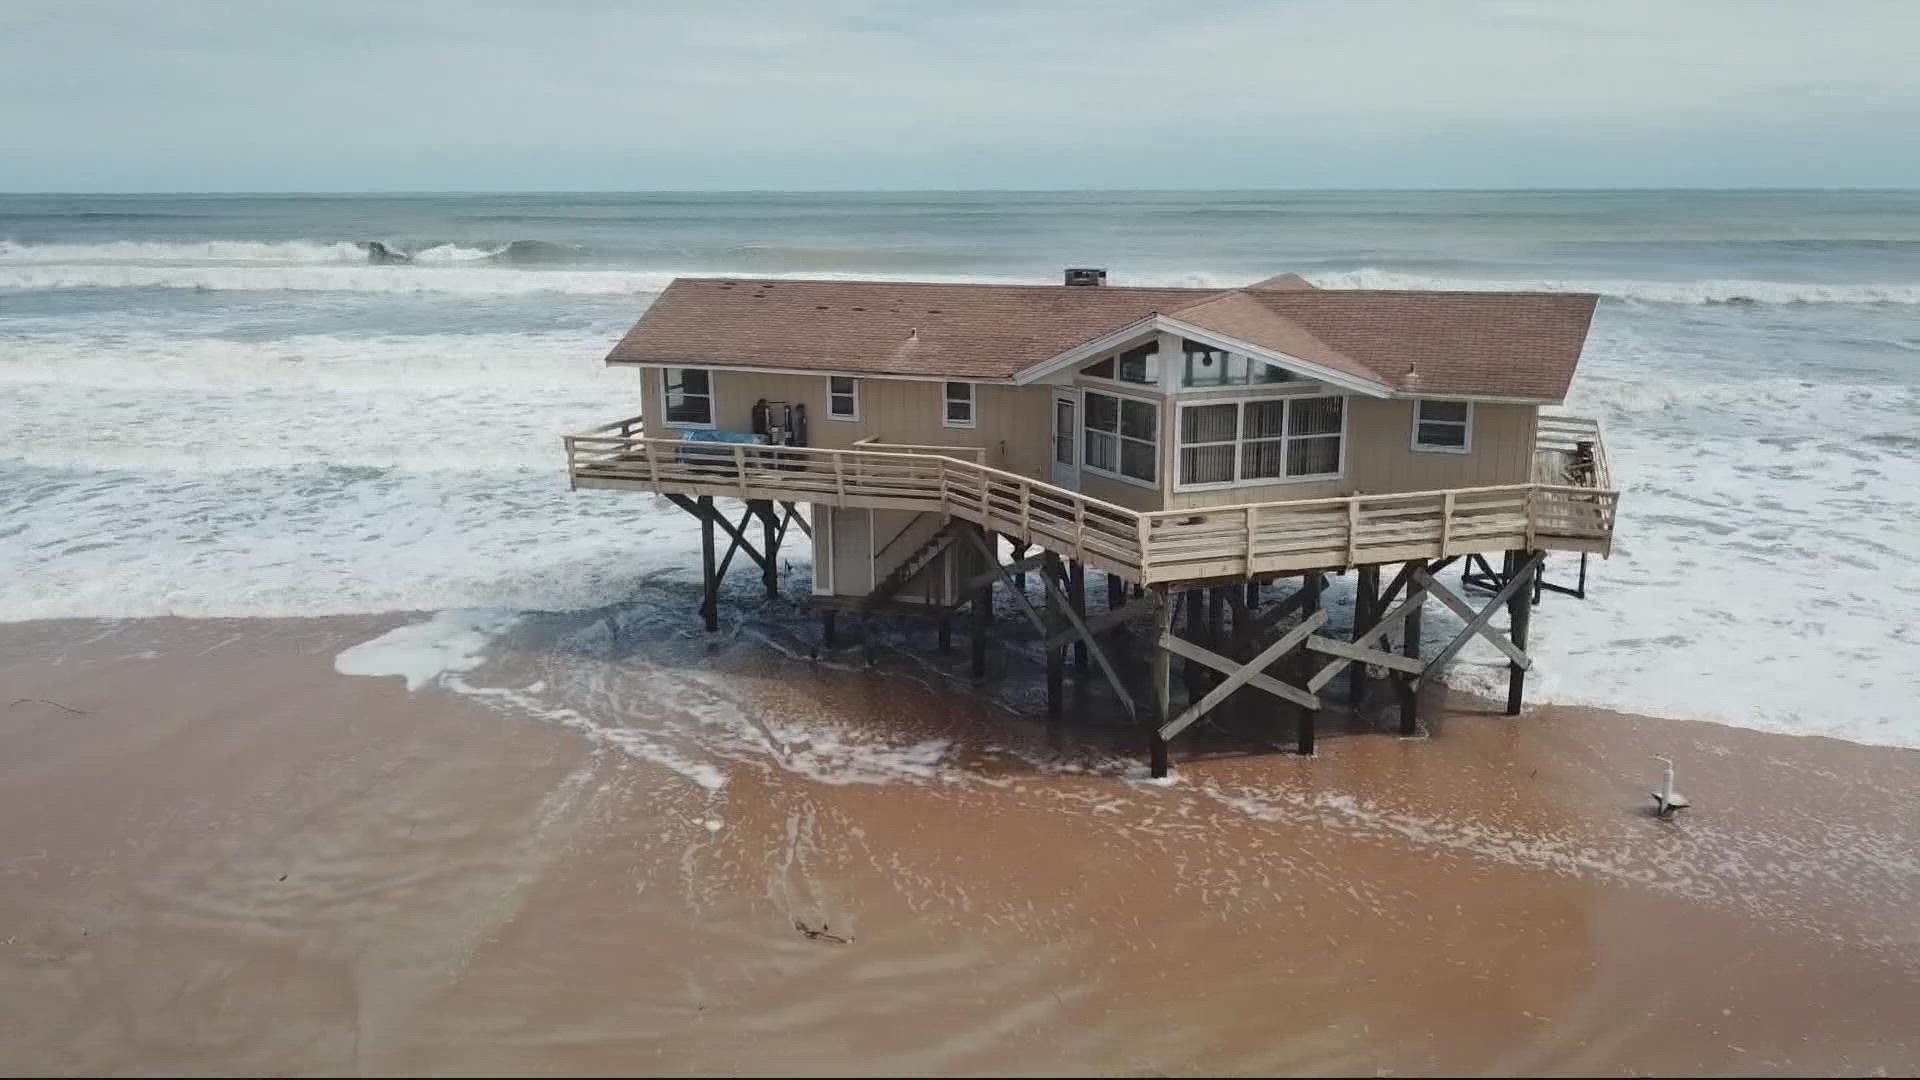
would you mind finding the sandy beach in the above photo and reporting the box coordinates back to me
[2,613,1914,1076]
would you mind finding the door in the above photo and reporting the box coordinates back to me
[1051,389,1080,490]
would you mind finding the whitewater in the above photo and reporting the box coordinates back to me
[3,190,1918,753]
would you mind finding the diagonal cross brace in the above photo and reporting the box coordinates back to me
[1157,609,1325,741]
[1305,584,1429,693]
[1415,551,1543,675]
[1037,554,1135,718]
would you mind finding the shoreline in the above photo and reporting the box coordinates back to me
[2,612,1915,1075]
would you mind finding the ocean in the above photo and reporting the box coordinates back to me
[3,190,1918,753]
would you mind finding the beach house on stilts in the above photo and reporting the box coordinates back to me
[564,270,1618,776]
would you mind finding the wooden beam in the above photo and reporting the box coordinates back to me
[1304,583,1430,692]
[1148,592,1173,778]
[1349,563,1379,707]
[781,502,813,539]
[698,495,718,632]
[1038,554,1136,719]
[1304,635,1426,676]
[1070,560,1088,674]
[1414,552,1542,674]
[1157,609,1326,740]
[1046,594,1157,648]
[961,551,1046,593]
[1508,550,1537,715]
[961,527,1049,639]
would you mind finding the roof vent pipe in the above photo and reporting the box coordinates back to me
[1064,268,1107,287]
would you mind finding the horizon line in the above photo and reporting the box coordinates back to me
[5,185,1920,197]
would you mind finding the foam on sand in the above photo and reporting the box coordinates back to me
[333,609,523,691]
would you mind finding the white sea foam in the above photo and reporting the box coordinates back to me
[333,609,523,690]
[0,238,371,264]
[1309,268,1920,306]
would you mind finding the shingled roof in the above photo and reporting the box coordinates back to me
[606,275,1599,402]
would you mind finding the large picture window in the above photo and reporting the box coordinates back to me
[1084,390,1158,485]
[1412,399,1471,452]
[1177,396,1344,488]
[661,367,714,427]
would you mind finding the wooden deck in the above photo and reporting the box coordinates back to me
[564,414,1618,587]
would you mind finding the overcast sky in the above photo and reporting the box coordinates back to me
[3,0,1917,192]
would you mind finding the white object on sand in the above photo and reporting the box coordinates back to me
[1650,755,1690,819]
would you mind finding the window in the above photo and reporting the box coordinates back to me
[827,376,859,420]
[661,367,713,427]
[1413,399,1471,452]
[943,382,975,428]
[1080,341,1160,386]
[1180,339,1292,389]
[1177,396,1344,488]
[1084,390,1158,485]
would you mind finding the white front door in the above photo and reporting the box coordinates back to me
[1050,389,1080,490]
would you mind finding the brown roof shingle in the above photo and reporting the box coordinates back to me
[605,276,1598,402]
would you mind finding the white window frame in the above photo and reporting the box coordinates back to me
[942,381,976,429]
[1076,340,1162,389]
[827,375,860,421]
[1174,394,1347,491]
[1081,388,1159,489]
[1411,399,1473,454]
[659,366,716,430]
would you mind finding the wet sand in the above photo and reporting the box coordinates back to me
[1,614,1915,1076]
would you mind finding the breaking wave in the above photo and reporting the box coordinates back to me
[2,238,1917,304]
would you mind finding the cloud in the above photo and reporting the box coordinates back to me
[2,0,1916,190]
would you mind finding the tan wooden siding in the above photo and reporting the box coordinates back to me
[638,368,1538,512]
[639,368,1050,480]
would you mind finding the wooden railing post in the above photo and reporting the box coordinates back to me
[1440,490,1455,555]
[1019,480,1031,540]
[1137,516,1152,582]
[1074,500,1087,562]
[733,444,748,498]
[1346,498,1361,567]
[1523,486,1537,551]
[646,437,660,489]
[1244,505,1258,578]
[833,452,846,503]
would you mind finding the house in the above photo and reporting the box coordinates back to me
[564,270,1619,774]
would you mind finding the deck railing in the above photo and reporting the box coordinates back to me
[565,415,1618,585]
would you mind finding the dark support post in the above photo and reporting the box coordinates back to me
[1507,549,1535,715]
[1400,567,1424,736]
[1011,541,1030,594]
[822,610,838,647]
[1182,589,1204,699]
[699,495,718,632]
[758,500,779,599]
[971,529,991,677]
[1132,582,1144,599]
[1045,574,1064,719]
[937,614,952,653]
[1246,580,1261,608]
[1149,592,1173,778]
[1106,572,1124,611]
[1206,587,1226,696]
[1297,573,1322,755]
[1349,563,1379,710]
[1070,560,1088,674]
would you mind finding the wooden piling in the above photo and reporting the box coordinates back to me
[1297,573,1322,755]
[1182,589,1204,699]
[698,495,718,632]
[1149,592,1173,778]
[1349,563,1379,709]
[1045,570,1064,720]
[971,533,991,677]
[822,610,837,647]
[1507,549,1534,715]
[937,614,952,653]
[1070,559,1088,674]
[1246,580,1261,608]
[1106,572,1123,611]
[1206,587,1227,696]
[1400,565,1425,736]
[758,500,779,599]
